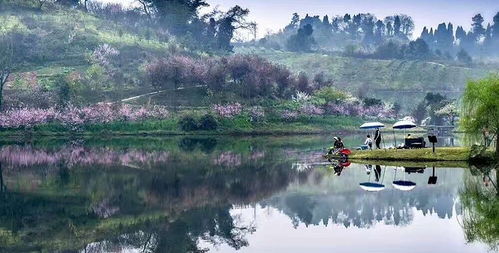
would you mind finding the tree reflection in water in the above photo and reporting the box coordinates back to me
[0,140,307,252]
[0,138,493,252]
[261,163,459,229]
[460,164,499,251]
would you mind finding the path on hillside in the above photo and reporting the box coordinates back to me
[118,85,207,103]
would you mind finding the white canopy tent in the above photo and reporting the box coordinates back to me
[392,119,417,147]
[360,122,385,129]
[360,122,385,149]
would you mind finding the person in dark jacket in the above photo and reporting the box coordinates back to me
[374,129,382,149]
[328,137,344,154]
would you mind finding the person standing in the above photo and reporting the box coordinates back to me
[374,129,382,149]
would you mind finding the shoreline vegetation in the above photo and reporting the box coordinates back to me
[334,147,497,163]
[0,115,368,137]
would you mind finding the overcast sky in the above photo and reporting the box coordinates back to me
[100,0,499,38]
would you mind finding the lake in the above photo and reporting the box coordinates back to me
[0,135,496,252]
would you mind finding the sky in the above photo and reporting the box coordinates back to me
[100,0,499,39]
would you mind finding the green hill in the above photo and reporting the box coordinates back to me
[0,3,188,104]
[1,2,496,115]
[237,47,493,91]
[236,47,498,112]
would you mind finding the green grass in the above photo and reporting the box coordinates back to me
[237,47,490,91]
[342,147,496,162]
[0,115,364,137]
[0,7,182,91]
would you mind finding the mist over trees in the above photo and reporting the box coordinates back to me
[259,12,414,52]
[257,11,499,64]
[419,12,499,61]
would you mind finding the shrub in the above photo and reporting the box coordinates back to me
[314,87,348,104]
[198,114,218,130]
[248,106,265,122]
[362,97,383,107]
[146,54,313,99]
[299,104,324,116]
[146,55,207,90]
[178,115,198,131]
[281,110,299,121]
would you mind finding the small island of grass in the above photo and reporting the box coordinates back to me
[340,147,496,163]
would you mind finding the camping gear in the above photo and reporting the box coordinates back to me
[404,166,425,174]
[339,149,352,156]
[404,137,426,149]
[392,119,417,147]
[324,148,352,159]
[393,120,417,129]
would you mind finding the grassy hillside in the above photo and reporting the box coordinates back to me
[2,5,493,108]
[237,47,492,92]
[0,4,188,105]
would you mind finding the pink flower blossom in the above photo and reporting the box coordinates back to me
[0,104,170,129]
[299,104,324,115]
[249,106,265,122]
[281,110,299,121]
[212,103,242,118]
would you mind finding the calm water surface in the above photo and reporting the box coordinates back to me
[0,135,496,252]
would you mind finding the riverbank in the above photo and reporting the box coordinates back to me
[343,147,496,163]
[0,116,365,138]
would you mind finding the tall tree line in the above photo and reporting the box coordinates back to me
[261,12,414,52]
[420,12,499,58]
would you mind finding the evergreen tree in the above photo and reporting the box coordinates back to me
[286,24,315,52]
[143,0,209,34]
[403,38,431,59]
[471,14,486,39]
[484,23,492,45]
[373,20,385,44]
[492,12,499,39]
[393,15,401,36]
[284,13,300,32]
[373,41,402,59]
[331,16,341,32]
[399,14,414,38]
[420,26,430,43]
[361,14,376,45]
[216,6,254,52]
[322,15,331,29]
[433,22,454,51]
[456,26,466,42]
[386,21,393,36]
[349,14,362,39]
[343,14,351,23]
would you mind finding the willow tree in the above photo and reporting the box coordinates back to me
[461,75,499,157]
[460,167,499,251]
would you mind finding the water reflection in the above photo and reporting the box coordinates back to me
[262,164,457,229]
[0,137,495,252]
[460,164,499,251]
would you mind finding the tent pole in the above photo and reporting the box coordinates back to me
[393,130,397,149]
